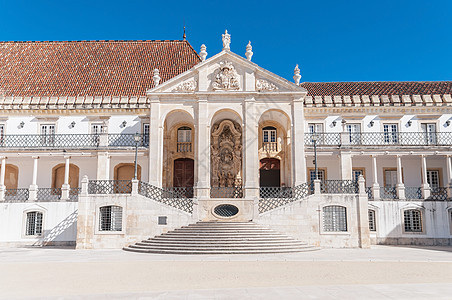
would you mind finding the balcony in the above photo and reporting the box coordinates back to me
[305,132,452,147]
[0,133,149,150]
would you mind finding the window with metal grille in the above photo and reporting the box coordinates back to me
[40,124,55,145]
[383,124,398,144]
[421,123,437,144]
[352,169,364,182]
[263,126,277,143]
[404,209,422,232]
[26,211,43,236]
[99,206,123,231]
[323,206,347,232]
[346,124,361,144]
[0,124,4,145]
[143,123,150,146]
[368,209,376,231]
[309,169,325,182]
[177,126,192,152]
[426,170,440,189]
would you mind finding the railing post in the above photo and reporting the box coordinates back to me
[81,175,89,196]
[0,156,6,201]
[371,155,380,200]
[28,185,37,202]
[358,175,366,196]
[314,179,321,195]
[29,156,39,201]
[396,155,405,200]
[99,133,108,147]
[131,179,139,196]
[340,132,350,146]
[421,155,431,199]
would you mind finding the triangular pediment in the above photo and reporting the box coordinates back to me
[147,50,307,95]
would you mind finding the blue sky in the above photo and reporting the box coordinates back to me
[0,0,451,83]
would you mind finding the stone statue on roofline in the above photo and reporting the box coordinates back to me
[222,30,231,51]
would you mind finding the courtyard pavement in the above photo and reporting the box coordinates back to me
[0,245,451,299]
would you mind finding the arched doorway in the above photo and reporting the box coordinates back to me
[173,158,194,187]
[259,158,280,187]
[114,163,142,181]
[52,164,79,188]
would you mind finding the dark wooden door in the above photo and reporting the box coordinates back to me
[173,158,194,187]
[259,158,281,187]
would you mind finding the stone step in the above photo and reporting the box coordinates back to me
[172,229,277,234]
[151,236,293,242]
[135,242,308,248]
[128,245,314,252]
[123,247,319,255]
[141,239,306,245]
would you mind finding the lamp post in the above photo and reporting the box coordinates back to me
[312,134,319,180]
[133,132,141,180]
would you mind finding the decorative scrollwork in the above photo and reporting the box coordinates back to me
[212,61,240,91]
[173,79,197,92]
[256,79,278,92]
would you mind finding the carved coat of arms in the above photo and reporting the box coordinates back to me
[212,61,240,91]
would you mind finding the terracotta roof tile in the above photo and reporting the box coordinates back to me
[0,40,200,97]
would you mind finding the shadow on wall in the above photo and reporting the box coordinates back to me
[34,210,78,247]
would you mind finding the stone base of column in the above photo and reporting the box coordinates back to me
[396,184,405,200]
[244,187,259,199]
[28,184,38,201]
[314,180,321,195]
[191,199,199,222]
[194,187,210,200]
[448,183,452,199]
[61,184,70,201]
[372,183,380,200]
[422,183,431,199]
[0,184,5,201]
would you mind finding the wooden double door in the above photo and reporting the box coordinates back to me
[259,158,281,187]
[173,158,194,186]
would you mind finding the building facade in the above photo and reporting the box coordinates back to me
[0,32,451,249]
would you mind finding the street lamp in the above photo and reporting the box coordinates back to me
[312,134,319,180]
[133,132,141,180]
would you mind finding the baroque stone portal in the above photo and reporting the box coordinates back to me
[211,120,242,187]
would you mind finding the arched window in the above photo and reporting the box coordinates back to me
[177,126,192,152]
[26,211,43,236]
[262,126,277,151]
[323,205,347,232]
[368,209,376,232]
[403,209,422,232]
[99,206,123,231]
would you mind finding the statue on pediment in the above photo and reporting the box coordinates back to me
[212,61,240,91]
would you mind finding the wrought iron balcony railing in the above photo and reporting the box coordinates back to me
[0,133,148,149]
[37,187,62,201]
[5,188,29,202]
[320,180,359,194]
[405,187,422,200]
[428,187,449,201]
[88,180,132,194]
[138,181,193,213]
[305,132,452,147]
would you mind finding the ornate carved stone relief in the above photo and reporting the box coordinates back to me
[211,120,242,187]
[256,79,278,92]
[212,61,240,91]
[172,79,197,92]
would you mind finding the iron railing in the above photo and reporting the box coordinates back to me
[259,183,312,213]
[405,187,422,200]
[139,181,193,213]
[320,180,359,194]
[5,188,29,202]
[163,187,194,199]
[69,187,81,201]
[428,187,449,201]
[0,133,148,149]
[210,186,243,198]
[305,132,452,146]
[380,187,397,199]
[366,187,373,200]
[88,180,132,194]
[37,187,62,201]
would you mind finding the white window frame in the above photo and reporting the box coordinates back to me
[346,123,361,144]
[142,123,150,146]
[383,123,399,144]
[321,205,349,234]
[97,205,124,233]
[0,123,5,145]
[402,209,424,234]
[368,209,376,232]
[23,210,44,237]
[421,123,437,145]
[40,123,56,145]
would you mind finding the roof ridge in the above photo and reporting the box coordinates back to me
[0,39,188,43]
[302,81,452,84]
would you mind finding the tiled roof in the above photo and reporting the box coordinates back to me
[300,81,452,97]
[0,40,200,97]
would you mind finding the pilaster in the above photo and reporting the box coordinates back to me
[243,97,259,199]
[292,97,306,185]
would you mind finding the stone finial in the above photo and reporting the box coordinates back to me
[222,30,231,50]
[293,64,301,86]
[153,69,161,86]
[245,41,253,61]
[200,44,208,61]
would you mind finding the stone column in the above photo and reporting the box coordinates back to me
[292,97,306,185]
[148,97,162,187]
[446,155,452,198]
[96,152,110,180]
[0,157,6,201]
[243,97,259,199]
[194,97,210,204]
[357,175,370,248]
[421,155,431,199]
[396,155,405,200]
[340,151,353,180]
[28,156,39,201]
[61,156,71,201]
[371,155,380,200]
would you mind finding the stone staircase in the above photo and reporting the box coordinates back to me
[123,221,318,254]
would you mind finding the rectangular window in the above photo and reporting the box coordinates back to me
[143,123,150,146]
[346,124,361,144]
[323,206,347,232]
[40,124,55,145]
[384,170,398,187]
[91,123,104,134]
[404,210,422,233]
[426,170,440,189]
[383,124,398,144]
[368,210,376,231]
[309,169,325,182]
[308,123,324,144]
[99,206,123,231]
[0,124,4,145]
[26,211,43,236]
[352,169,365,182]
[421,123,437,145]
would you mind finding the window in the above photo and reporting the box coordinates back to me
[308,123,324,144]
[143,123,150,146]
[0,124,4,145]
[323,206,347,232]
[40,124,55,145]
[262,126,277,151]
[383,124,398,144]
[346,124,361,144]
[427,170,440,191]
[309,169,325,182]
[421,123,437,145]
[177,126,192,152]
[404,209,422,233]
[368,209,376,232]
[91,123,105,134]
[26,211,43,236]
[384,169,397,187]
[99,206,123,231]
[352,169,365,182]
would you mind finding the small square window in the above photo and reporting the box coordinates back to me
[158,216,167,225]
